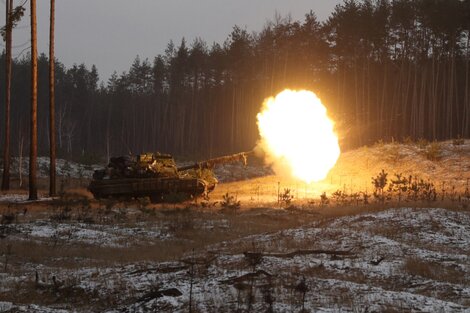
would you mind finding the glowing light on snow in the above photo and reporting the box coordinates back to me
[257,89,340,183]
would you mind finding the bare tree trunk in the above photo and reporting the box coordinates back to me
[57,101,66,149]
[49,0,56,196]
[16,118,23,188]
[18,133,23,188]
[29,0,38,200]
[431,56,439,140]
[410,64,418,138]
[231,86,236,151]
[380,63,387,139]
[447,47,455,137]
[418,66,427,138]
[464,34,470,136]
[106,101,112,161]
[2,0,13,191]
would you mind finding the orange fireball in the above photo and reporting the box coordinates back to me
[257,89,340,183]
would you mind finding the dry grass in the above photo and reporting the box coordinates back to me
[0,200,329,268]
[424,142,442,161]
[6,279,100,307]
[4,239,209,265]
[2,202,468,311]
[403,257,467,284]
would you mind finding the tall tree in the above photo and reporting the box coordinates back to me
[1,1,25,190]
[2,0,13,190]
[49,0,56,196]
[29,0,38,200]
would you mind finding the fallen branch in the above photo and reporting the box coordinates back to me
[244,249,354,259]
[180,255,217,266]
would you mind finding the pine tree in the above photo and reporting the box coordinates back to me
[2,0,13,191]
[49,0,57,196]
[29,0,38,200]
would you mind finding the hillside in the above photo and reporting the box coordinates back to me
[0,141,469,312]
[212,140,470,204]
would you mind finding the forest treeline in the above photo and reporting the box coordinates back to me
[1,0,470,161]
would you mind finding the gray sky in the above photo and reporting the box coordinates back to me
[2,0,341,82]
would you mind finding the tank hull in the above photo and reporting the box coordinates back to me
[88,177,208,202]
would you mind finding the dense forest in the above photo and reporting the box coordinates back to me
[1,0,470,161]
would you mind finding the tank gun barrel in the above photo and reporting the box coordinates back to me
[177,151,253,172]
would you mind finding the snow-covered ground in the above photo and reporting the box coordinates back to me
[332,140,470,189]
[0,194,54,203]
[1,207,469,312]
[7,219,172,248]
[110,207,470,312]
[8,157,100,179]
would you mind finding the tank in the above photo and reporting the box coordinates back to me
[88,151,251,203]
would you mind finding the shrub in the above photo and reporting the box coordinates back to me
[320,192,329,206]
[361,191,370,205]
[1,212,16,225]
[425,142,442,161]
[452,136,465,146]
[388,173,409,202]
[279,188,293,206]
[349,192,361,205]
[221,193,240,210]
[374,139,384,148]
[372,170,388,202]
[416,138,429,149]
[50,206,72,222]
[385,143,402,163]
[403,136,414,145]
[332,190,348,205]
[407,176,437,201]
